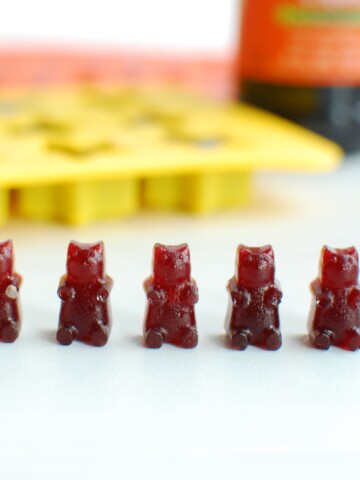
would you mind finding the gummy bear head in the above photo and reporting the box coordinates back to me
[320,246,358,289]
[67,241,104,284]
[153,243,191,287]
[0,239,13,278]
[236,245,275,288]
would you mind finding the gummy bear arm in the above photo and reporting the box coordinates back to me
[4,274,22,299]
[2,274,21,290]
[178,281,199,305]
[145,281,167,305]
[227,277,238,294]
[97,276,113,293]
[311,281,334,308]
[105,275,113,291]
[4,281,19,300]
[11,273,22,289]
[143,277,153,294]
[96,286,110,303]
[58,274,67,289]
[310,278,322,296]
[264,285,283,308]
[57,279,76,302]
[229,282,251,308]
[190,281,199,304]
[347,287,360,309]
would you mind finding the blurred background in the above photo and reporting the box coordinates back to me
[0,0,238,53]
[0,0,237,87]
[0,1,360,479]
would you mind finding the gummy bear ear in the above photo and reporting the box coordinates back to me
[261,245,274,259]
[322,246,336,263]
[89,241,104,256]
[343,246,358,258]
[238,245,251,262]
[0,239,13,256]
[175,244,190,263]
[176,243,190,254]
[154,243,168,259]
[68,241,82,257]
[236,246,250,278]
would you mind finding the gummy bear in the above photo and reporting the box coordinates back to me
[225,245,282,350]
[57,241,113,346]
[0,239,22,343]
[144,243,199,348]
[308,246,360,351]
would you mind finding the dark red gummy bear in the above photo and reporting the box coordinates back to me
[144,243,199,348]
[225,245,282,350]
[308,246,360,351]
[0,239,22,343]
[57,241,113,346]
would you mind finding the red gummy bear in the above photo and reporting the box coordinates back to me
[144,243,199,348]
[225,245,282,350]
[0,240,22,343]
[57,241,113,346]
[308,246,360,351]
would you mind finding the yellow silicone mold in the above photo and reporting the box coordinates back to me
[143,172,251,213]
[0,87,342,225]
[15,179,140,225]
[0,189,9,225]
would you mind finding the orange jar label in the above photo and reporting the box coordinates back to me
[240,0,360,86]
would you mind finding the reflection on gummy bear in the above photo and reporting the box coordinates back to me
[308,246,360,351]
[144,243,199,348]
[57,241,113,346]
[0,240,22,343]
[225,245,282,350]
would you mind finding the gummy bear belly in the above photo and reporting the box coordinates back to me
[145,303,196,338]
[313,303,360,337]
[230,299,279,341]
[59,301,109,338]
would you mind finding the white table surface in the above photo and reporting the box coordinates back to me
[1,154,360,479]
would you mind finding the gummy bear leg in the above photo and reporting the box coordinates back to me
[1,322,19,343]
[310,329,333,350]
[179,326,198,349]
[229,329,251,350]
[345,329,360,352]
[145,328,166,349]
[57,326,77,346]
[90,323,109,347]
[264,327,282,351]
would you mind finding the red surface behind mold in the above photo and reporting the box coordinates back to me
[0,46,234,99]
